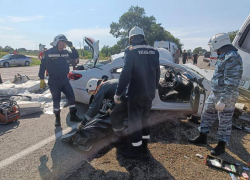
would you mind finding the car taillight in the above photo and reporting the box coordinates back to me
[68,72,82,80]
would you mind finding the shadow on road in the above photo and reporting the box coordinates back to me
[0,121,20,136]
[38,127,63,180]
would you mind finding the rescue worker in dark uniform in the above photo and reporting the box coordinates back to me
[114,26,160,160]
[77,78,121,130]
[39,34,82,126]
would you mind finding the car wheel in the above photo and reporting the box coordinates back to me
[25,61,30,66]
[3,62,10,68]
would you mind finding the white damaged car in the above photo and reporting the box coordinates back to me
[69,37,213,117]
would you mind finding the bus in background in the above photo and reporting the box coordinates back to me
[154,40,178,57]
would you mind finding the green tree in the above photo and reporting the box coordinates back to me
[101,44,122,57]
[110,6,182,49]
[228,30,238,42]
[101,45,110,57]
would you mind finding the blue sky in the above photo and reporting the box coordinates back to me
[0,0,249,51]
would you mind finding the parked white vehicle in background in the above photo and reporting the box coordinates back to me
[69,37,212,117]
[208,51,217,67]
[154,41,178,57]
[232,14,250,98]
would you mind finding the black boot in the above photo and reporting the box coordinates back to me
[211,141,226,156]
[70,111,82,122]
[55,113,61,127]
[123,145,142,160]
[142,139,150,161]
[188,132,207,144]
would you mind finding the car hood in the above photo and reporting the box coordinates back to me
[182,63,214,81]
[84,37,99,67]
[0,58,7,61]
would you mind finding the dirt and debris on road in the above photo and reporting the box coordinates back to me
[64,58,250,180]
[65,111,250,180]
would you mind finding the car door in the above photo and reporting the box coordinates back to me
[15,55,24,65]
[233,14,250,54]
[189,82,205,115]
[9,55,17,65]
[232,14,250,91]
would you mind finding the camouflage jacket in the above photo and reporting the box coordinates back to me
[211,51,243,104]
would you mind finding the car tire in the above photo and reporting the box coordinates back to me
[3,62,10,68]
[25,61,30,66]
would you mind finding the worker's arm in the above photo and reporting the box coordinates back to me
[86,90,105,119]
[219,53,243,104]
[155,51,160,89]
[115,49,133,96]
[65,41,79,59]
[38,51,47,79]
[68,47,79,59]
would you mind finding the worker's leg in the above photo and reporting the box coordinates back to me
[217,100,235,142]
[111,99,128,134]
[48,79,63,126]
[199,93,218,134]
[62,78,81,122]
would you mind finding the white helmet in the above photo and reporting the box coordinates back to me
[51,34,68,46]
[86,78,99,92]
[208,33,231,50]
[129,26,145,39]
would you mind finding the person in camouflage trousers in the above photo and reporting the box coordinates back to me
[189,33,243,156]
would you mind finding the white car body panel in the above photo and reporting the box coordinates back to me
[70,39,210,115]
[232,14,250,91]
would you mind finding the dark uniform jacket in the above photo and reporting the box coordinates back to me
[116,42,160,101]
[86,79,119,119]
[38,47,79,80]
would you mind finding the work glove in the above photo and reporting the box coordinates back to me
[65,41,73,48]
[40,79,47,89]
[215,101,225,111]
[114,95,121,104]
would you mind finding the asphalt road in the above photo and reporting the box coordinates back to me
[0,58,95,180]
[0,58,88,82]
[0,56,211,179]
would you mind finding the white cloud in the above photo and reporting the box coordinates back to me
[0,18,4,22]
[65,28,117,48]
[7,15,45,23]
[0,35,36,49]
[0,26,14,31]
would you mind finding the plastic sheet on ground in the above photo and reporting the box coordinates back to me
[61,114,114,151]
[0,77,68,115]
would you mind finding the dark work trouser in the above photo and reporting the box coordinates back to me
[48,78,76,114]
[182,58,187,64]
[128,99,152,147]
[111,99,128,132]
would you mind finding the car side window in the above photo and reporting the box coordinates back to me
[11,55,17,59]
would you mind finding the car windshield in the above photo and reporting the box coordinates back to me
[2,54,12,59]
